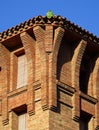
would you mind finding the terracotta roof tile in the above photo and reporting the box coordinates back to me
[0,15,99,44]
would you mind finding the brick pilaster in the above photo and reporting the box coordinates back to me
[48,27,65,109]
[93,58,99,129]
[71,40,87,121]
[20,32,35,115]
[0,62,2,116]
[10,53,18,91]
[0,101,1,116]
[33,26,49,110]
[0,44,10,125]
[45,25,53,53]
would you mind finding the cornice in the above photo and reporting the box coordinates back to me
[0,15,99,44]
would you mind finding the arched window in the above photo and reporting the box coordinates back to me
[80,57,90,94]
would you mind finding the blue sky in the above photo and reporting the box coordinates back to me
[0,0,99,36]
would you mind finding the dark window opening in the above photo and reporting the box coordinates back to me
[80,111,92,130]
[13,104,27,115]
[80,56,91,94]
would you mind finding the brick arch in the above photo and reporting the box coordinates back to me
[87,57,97,96]
[71,40,87,120]
[72,40,87,89]
[53,27,65,78]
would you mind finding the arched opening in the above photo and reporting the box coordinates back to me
[80,43,99,95]
[57,39,72,85]
[80,54,91,94]
[57,33,79,86]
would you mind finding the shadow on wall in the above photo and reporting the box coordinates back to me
[80,44,98,95]
[57,36,78,86]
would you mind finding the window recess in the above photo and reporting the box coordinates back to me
[16,54,28,89]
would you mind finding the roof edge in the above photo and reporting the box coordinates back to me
[0,15,99,44]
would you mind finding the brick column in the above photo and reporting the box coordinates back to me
[20,32,35,115]
[71,40,87,121]
[0,44,10,125]
[93,58,99,130]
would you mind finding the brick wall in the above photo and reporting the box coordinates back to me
[0,21,99,130]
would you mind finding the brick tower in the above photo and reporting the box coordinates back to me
[0,15,99,130]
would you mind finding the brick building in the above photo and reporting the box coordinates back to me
[0,15,99,130]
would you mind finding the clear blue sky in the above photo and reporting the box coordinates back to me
[0,0,99,37]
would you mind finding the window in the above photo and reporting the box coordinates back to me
[80,59,90,94]
[17,54,28,88]
[12,105,27,130]
[80,111,91,130]
[80,118,88,130]
[18,113,27,130]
